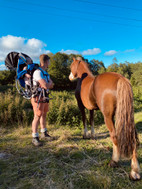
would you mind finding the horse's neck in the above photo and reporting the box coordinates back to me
[78,62,93,78]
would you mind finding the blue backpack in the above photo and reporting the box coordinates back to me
[5,52,50,99]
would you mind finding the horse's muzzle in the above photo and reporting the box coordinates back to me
[69,72,75,81]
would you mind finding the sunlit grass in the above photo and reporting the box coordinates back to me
[0,87,142,188]
[0,115,142,189]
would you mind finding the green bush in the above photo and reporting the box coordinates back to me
[0,88,106,128]
[0,89,33,127]
[47,91,82,127]
[0,70,15,85]
[133,86,142,112]
[47,91,104,127]
[1,86,142,128]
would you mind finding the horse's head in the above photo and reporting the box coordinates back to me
[69,57,81,81]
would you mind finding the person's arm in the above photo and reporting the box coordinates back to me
[38,78,54,89]
[33,70,54,89]
[23,66,31,78]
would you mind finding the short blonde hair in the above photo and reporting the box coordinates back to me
[39,54,50,66]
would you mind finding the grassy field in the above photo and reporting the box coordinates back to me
[0,112,142,189]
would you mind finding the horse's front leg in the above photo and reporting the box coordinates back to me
[81,106,90,139]
[90,110,95,139]
[77,99,89,139]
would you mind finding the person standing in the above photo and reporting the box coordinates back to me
[31,54,54,146]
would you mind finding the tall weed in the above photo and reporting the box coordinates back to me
[0,89,33,127]
[133,86,142,112]
[0,89,105,128]
[47,91,104,127]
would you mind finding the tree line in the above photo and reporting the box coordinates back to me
[0,52,142,89]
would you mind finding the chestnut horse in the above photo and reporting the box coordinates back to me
[69,57,140,180]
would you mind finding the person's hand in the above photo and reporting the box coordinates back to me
[50,82,54,89]
[47,80,54,89]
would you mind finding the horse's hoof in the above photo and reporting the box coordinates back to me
[129,170,141,181]
[91,135,96,140]
[83,135,90,139]
[108,160,119,168]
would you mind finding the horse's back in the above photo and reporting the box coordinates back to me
[94,72,123,114]
[80,72,125,112]
[95,72,121,89]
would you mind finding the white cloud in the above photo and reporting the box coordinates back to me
[0,64,7,70]
[0,35,51,63]
[26,38,45,49]
[104,50,117,56]
[124,49,135,53]
[60,49,79,55]
[60,48,101,56]
[0,35,25,50]
[82,48,101,55]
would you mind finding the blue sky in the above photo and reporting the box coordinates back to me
[0,0,142,70]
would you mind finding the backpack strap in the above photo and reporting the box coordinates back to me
[38,67,50,82]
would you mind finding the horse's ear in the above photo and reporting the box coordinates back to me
[73,57,76,61]
[76,57,82,61]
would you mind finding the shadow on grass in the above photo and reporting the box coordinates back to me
[1,130,142,189]
[95,131,109,140]
[68,131,110,142]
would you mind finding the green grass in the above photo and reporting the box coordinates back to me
[0,112,142,189]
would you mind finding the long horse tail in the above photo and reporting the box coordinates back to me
[115,77,139,158]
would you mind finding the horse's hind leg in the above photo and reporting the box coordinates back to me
[104,116,120,167]
[90,110,95,139]
[130,149,141,180]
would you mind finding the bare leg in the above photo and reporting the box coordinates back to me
[32,115,40,133]
[40,112,47,130]
[90,110,95,139]
[31,97,43,134]
[130,149,141,180]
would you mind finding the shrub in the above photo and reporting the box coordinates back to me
[47,91,104,127]
[47,91,81,127]
[0,88,105,128]
[133,86,142,112]
[0,89,33,127]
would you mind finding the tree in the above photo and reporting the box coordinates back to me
[89,59,106,75]
[130,62,142,86]
[48,53,80,89]
[112,57,118,64]
[107,63,119,72]
[117,62,132,79]
[0,70,15,85]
